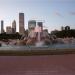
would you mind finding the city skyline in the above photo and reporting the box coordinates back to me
[0,0,75,32]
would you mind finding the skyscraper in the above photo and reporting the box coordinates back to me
[19,13,25,35]
[28,20,36,33]
[37,22,43,31]
[1,20,4,33]
[12,20,16,34]
[6,26,12,34]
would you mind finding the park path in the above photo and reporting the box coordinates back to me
[0,54,75,75]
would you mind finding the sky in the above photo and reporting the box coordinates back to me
[0,0,75,33]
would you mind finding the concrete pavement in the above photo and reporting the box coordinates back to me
[0,54,75,75]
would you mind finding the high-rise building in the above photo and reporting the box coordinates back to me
[19,13,25,35]
[1,20,4,33]
[6,26,12,34]
[37,22,43,31]
[28,20,36,33]
[61,26,65,31]
[12,20,16,33]
[65,26,70,30]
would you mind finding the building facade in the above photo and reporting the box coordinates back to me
[6,26,12,34]
[12,20,16,34]
[37,22,43,31]
[28,20,36,34]
[1,20,4,33]
[65,26,70,30]
[19,13,25,35]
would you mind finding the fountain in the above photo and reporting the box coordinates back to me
[17,23,51,46]
[34,26,45,47]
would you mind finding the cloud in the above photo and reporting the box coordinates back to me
[54,11,62,17]
[50,0,75,2]
[69,12,75,15]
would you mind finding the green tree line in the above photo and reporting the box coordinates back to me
[54,30,75,38]
[0,32,22,40]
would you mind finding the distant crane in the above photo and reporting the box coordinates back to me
[36,20,45,23]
